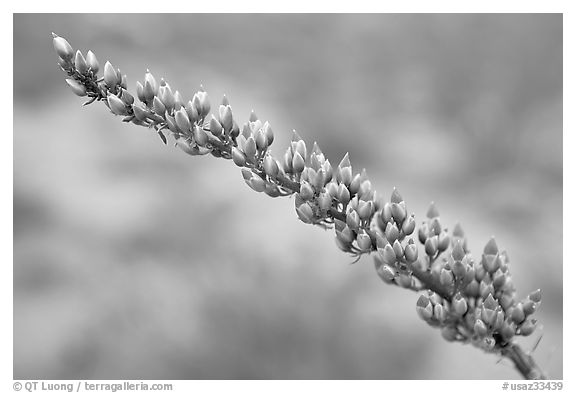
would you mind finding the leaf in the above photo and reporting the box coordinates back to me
[157,130,167,145]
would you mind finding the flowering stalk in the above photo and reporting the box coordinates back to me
[51,33,546,380]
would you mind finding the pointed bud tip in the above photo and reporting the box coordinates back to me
[484,237,499,255]
[338,152,351,168]
[426,202,439,219]
[452,241,465,261]
[391,187,403,203]
[453,222,465,237]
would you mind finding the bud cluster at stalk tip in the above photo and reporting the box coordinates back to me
[409,206,543,353]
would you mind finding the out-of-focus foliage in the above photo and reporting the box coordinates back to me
[14,14,562,379]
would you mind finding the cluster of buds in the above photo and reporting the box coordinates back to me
[324,155,385,258]
[411,206,542,352]
[52,34,545,379]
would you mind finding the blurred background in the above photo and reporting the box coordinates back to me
[13,14,562,379]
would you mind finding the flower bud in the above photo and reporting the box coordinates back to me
[107,94,127,115]
[418,223,428,244]
[258,121,273,145]
[500,322,516,341]
[323,183,337,201]
[384,222,400,244]
[453,295,468,315]
[360,180,373,201]
[452,241,465,262]
[484,237,499,255]
[52,34,74,60]
[519,319,537,336]
[299,181,315,201]
[192,126,208,146]
[424,236,438,256]
[294,139,307,161]
[185,100,199,123]
[437,230,450,252]
[482,254,499,274]
[207,115,222,138]
[453,222,465,237]
[336,153,352,186]
[522,300,537,316]
[492,269,506,289]
[104,61,118,88]
[173,91,184,110]
[65,78,86,96]
[356,233,372,252]
[441,326,459,342]
[248,176,267,193]
[500,294,514,311]
[388,241,401,259]
[439,268,454,287]
[264,183,281,198]
[434,304,446,322]
[336,183,350,204]
[292,152,305,173]
[335,236,352,252]
[159,85,175,112]
[192,92,206,118]
[509,303,525,324]
[153,96,166,116]
[401,214,416,236]
[379,243,397,265]
[380,202,391,224]
[262,155,278,178]
[296,203,314,223]
[74,50,89,75]
[144,70,158,94]
[135,81,146,103]
[85,50,99,73]
[338,226,355,244]
[474,319,488,336]
[389,187,402,203]
[118,91,133,107]
[175,138,196,155]
[132,104,148,121]
[311,168,326,191]
[404,243,418,263]
[219,105,233,133]
[346,210,360,231]
[164,113,178,133]
[349,174,361,195]
[232,147,246,167]
[529,289,542,303]
[118,72,126,89]
[464,280,479,297]
[475,265,486,281]
[452,260,466,279]
[483,292,499,311]
[357,200,374,220]
[427,202,440,219]
[429,217,442,237]
[416,295,433,321]
[142,80,155,104]
[391,202,407,224]
[175,108,191,134]
[376,264,396,283]
[480,281,495,300]
[318,192,332,211]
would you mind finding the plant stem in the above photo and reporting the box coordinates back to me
[501,342,547,379]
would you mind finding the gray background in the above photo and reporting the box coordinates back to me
[14,14,562,379]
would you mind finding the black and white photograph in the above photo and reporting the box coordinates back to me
[12,12,563,383]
